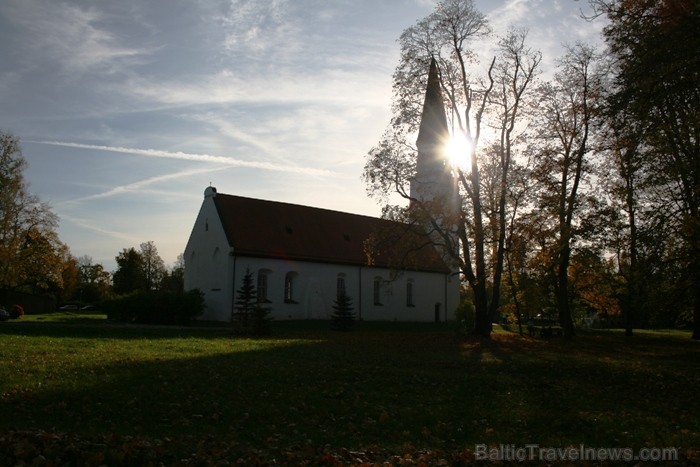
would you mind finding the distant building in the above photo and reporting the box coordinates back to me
[184,59,460,322]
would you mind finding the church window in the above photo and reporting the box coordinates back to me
[337,274,346,299]
[373,276,383,306]
[257,270,270,303]
[406,279,415,307]
[284,271,298,304]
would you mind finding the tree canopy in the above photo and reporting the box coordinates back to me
[0,131,66,295]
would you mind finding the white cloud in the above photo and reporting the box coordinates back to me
[3,0,154,75]
[217,0,303,58]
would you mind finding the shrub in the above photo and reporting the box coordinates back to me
[104,289,205,325]
[9,304,25,319]
[453,301,476,335]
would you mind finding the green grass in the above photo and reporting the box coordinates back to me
[19,310,108,324]
[0,318,698,463]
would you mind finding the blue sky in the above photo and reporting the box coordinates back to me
[0,0,603,271]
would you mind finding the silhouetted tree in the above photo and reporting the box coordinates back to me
[232,268,271,336]
[331,292,355,332]
[593,0,700,338]
[112,248,146,294]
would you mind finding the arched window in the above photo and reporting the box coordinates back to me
[257,269,271,303]
[337,273,346,299]
[373,276,383,306]
[209,248,222,290]
[284,271,298,304]
[406,279,415,307]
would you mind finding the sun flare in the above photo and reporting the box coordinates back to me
[445,132,472,169]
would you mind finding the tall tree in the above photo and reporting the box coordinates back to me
[597,106,646,336]
[529,44,602,338]
[363,0,540,338]
[112,247,146,294]
[140,241,165,291]
[0,131,66,294]
[161,253,185,292]
[593,0,700,338]
[77,255,111,303]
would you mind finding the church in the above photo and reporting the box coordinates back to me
[183,59,461,322]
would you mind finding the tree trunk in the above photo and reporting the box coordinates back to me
[557,241,575,338]
[473,281,491,338]
[489,188,508,325]
[470,144,491,338]
[693,263,700,340]
[624,159,638,337]
[506,250,524,336]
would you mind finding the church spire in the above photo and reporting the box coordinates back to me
[410,57,460,268]
[410,57,454,205]
[416,57,449,151]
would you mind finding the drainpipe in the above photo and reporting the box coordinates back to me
[230,249,237,322]
[358,266,363,321]
[444,273,449,322]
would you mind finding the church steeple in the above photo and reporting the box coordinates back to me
[416,57,449,153]
[410,57,454,206]
[409,58,460,268]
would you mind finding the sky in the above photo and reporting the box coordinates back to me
[0,0,604,272]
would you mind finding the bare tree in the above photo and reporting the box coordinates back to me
[364,0,540,337]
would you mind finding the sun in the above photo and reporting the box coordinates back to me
[445,132,472,169]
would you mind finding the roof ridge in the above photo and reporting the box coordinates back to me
[215,191,384,222]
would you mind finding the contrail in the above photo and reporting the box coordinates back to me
[60,166,228,204]
[32,140,339,177]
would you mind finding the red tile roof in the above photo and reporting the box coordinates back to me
[212,193,450,273]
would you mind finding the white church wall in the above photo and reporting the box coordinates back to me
[184,190,233,322]
[229,258,459,322]
[360,269,459,322]
[232,257,360,320]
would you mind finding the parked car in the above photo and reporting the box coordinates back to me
[81,305,99,311]
[0,307,9,322]
[58,304,79,311]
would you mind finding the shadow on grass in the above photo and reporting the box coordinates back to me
[1,324,698,462]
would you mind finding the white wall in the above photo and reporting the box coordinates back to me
[184,193,233,322]
[229,257,459,322]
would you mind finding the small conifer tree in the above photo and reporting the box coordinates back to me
[331,292,355,332]
[232,268,271,336]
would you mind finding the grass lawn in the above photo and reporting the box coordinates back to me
[0,318,698,464]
